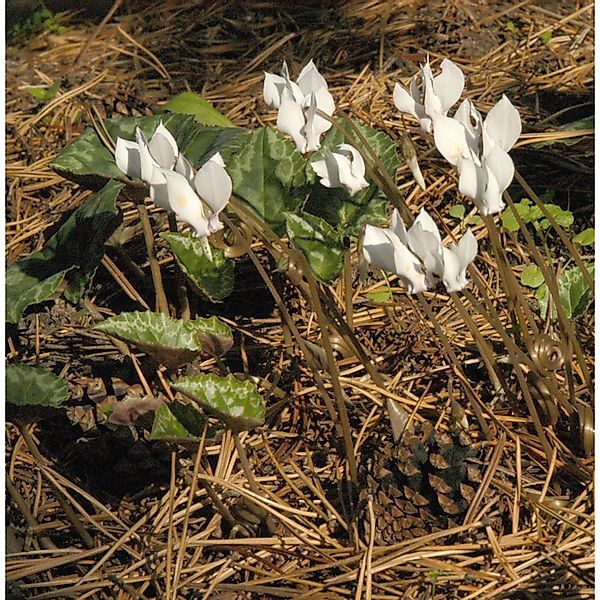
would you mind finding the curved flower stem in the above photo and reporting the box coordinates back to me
[221,213,360,504]
[167,213,190,321]
[137,202,169,315]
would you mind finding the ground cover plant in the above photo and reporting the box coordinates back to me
[6,1,594,598]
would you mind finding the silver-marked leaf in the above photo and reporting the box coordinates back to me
[161,232,234,302]
[535,264,594,320]
[6,180,123,322]
[52,114,244,188]
[173,373,265,432]
[224,127,306,228]
[285,211,346,282]
[6,363,70,423]
[6,268,67,324]
[191,315,233,357]
[94,311,202,369]
[162,92,235,127]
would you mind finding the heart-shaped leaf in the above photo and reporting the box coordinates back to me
[6,363,70,423]
[535,263,594,320]
[161,232,234,302]
[94,311,232,368]
[191,315,234,356]
[305,118,398,236]
[224,127,306,228]
[173,373,265,432]
[6,180,123,322]
[150,402,202,443]
[52,114,245,188]
[285,212,346,282]
[162,92,235,127]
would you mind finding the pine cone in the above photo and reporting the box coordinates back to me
[359,420,483,545]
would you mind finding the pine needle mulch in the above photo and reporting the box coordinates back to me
[6,1,594,598]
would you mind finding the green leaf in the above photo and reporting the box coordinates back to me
[6,268,67,324]
[560,264,594,319]
[150,402,201,443]
[225,127,306,228]
[6,363,70,423]
[285,212,346,282]
[520,264,544,288]
[162,92,235,127]
[467,215,483,226]
[448,204,466,220]
[365,287,393,304]
[189,315,233,357]
[539,30,553,44]
[52,114,245,188]
[173,373,265,432]
[26,80,60,102]
[558,116,593,131]
[539,204,574,230]
[95,311,199,369]
[501,199,533,232]
[5,180,123,322]
[506,20,519,34]
[573,228,595,246]
[304,118,399,236]
[161,232,234,302]
[535,264,594,320]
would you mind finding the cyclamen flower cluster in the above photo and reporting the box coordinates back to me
[394,58,521,215]
[264,61,369,197]
[363,208,477,294]
[115,122,232,241]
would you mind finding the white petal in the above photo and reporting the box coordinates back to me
[149,167,171,210]
[412,208,442,243]
[484,144,514,194]
[441,230,477,292]
[263,72,286,109]
[149,121,178,169]
[481,168,506,215]
[422,62,443,118]
[331,149,368,196]
[135,128,160,184]
[432,115,469,166]
[208,152,226,167]
[457,152,485,201]
[406,222,444,276]
[277,88,307,153]
[433,59,465,114]
[453,99,482,153]
[393,82,422,120]
[311,151,341,189]
[389,208,409,245]
[115,138,142,180]
[338,144,366,180]
[300,93,323,153]
[407,154,426,189]
[193,160,232,216]
[363,225,399,275]
[296,59,328,96]
[158,169,211,238]
[175,153,194,181]
[483,94,522,153]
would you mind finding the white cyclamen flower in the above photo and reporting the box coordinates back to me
[363,208,477,293]
[432,94,521,216]
[115,122,232,239]
[152,154,232,239]
[363,217,428,294]
[310,143,369,196]
[263,60,335,153]
[393,58,464,133]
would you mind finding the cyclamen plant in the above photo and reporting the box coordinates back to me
[17,52,583,520]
